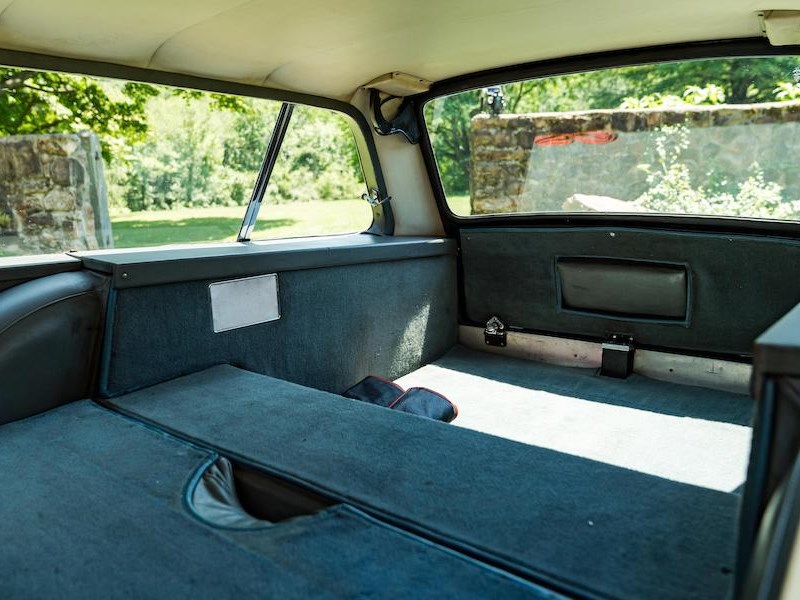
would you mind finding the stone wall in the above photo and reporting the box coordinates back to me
[0,132,112,255]
[469,101,800,214]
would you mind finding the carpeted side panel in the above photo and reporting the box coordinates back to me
[0,401,557,599]
[103,255,456,397]
[109,364,741,600]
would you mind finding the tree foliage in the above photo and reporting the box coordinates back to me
[111,96,365,211]
[114,95,251,211]
[0,68,158,160]
[261,106,365,203]
[0,67,365,211]
[5,55,800,213]
[424,90,481,195]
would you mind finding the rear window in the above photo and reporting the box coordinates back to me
[424,55,800,221]
[0,67,370,257]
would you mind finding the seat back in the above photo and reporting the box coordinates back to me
[0,271,107,424]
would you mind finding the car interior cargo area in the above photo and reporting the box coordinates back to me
[5,24,800,598]
[2,229,795,599]
[100,358,744,600]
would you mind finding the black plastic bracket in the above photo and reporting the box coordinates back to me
[600,334,634,378]
[370,89,420,144]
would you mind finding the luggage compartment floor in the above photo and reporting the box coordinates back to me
[0,401,552,599]
[396,345,753,492]
[109,363,743,600]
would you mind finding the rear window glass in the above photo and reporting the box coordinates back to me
[0,67,370,257]
[424,55,800,221]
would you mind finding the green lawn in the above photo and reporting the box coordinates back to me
[2,195,473,257]
[110,199,373,247]
[111,195,472,248]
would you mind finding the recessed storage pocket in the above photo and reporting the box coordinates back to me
[556,257,689,322]
[188,457,337,529]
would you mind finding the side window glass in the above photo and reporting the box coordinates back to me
[0,67,371,258]
[251,104,371,240]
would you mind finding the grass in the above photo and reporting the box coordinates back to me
[111,196,472,248]
[2,195,470,256]
[110,199,373,247]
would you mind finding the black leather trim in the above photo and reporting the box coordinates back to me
[556,257,688,321]
[0,271,101,335]
[737,306,800,598]
[0,271,108,424]
[755,302,800,379]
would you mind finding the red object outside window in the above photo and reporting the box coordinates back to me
[534,131,618,146]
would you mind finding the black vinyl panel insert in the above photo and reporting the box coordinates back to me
[556,257,688,321]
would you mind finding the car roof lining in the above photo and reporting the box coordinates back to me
[0,0,770,100]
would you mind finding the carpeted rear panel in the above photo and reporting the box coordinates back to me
[461,227,800,357]
[394,346,753,492]
[102,255,456,397]
[0,401,559,599]
[109,364,742,600]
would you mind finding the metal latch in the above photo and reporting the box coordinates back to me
[484,316,507,347]
[361,188,391,207]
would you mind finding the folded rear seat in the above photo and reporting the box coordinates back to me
[0,400,556,598]
[106,364,741,600]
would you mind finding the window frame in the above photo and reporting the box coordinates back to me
[415,37,800,239]
[0,47,393,242]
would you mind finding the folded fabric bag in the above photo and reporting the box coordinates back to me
[342,375,403,408]
[388,387,458,423]
[343,376,458,423]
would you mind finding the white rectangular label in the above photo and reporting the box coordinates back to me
[209,274,280,333]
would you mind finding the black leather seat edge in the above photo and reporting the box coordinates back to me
[735,301,800,598]
[0,271,108,425]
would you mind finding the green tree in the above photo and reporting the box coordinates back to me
[622,57,800,104]
[116,94,255,211]
[424,89,481,195]
[223,102,277,172]
[264,105,365,202]
[0,68,158,160]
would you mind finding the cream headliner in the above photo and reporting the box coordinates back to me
[0,0,781,100]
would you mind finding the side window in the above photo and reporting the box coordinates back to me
[251,104,371,240]
[0,67,370,258]
[424,55,800,221]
